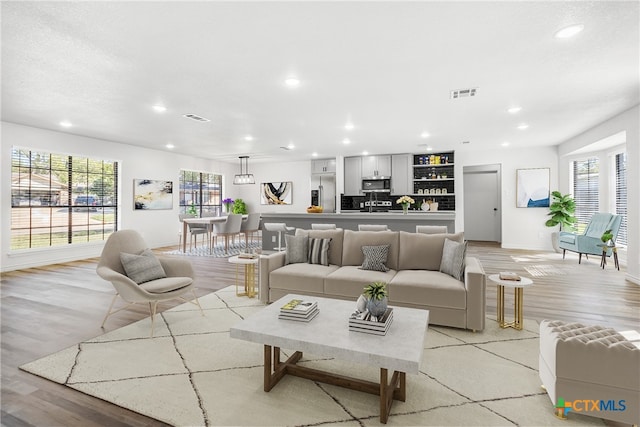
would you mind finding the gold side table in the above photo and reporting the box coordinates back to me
[488,274,533,330]
[228,255,259,298]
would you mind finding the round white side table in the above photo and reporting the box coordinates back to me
[228,255,259,298]
[488,274,533,330]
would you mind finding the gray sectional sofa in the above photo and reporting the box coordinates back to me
[259,228,486,331]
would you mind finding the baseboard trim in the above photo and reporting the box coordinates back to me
[625,273,639,285]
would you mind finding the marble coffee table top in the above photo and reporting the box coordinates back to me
[230,294,429,374]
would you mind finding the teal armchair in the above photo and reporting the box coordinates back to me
[558,213,622,263]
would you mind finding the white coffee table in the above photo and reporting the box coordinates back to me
[228,255,259,298]
[230,294,429,424]
[488,274,533,330]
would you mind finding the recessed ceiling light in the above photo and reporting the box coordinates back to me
[244,135,254,141]
[426,146,433,151]
[59,121,72,128]
[284,76,300,88]
[166,143,175,149]
[507,107,522,114]
[362,151,369,156]
[517,124,529,130]
[501,142,510,147]
[312,152,318,157]
[554,24,584,39]
[420,132,430,139]
[344,122,354,131]
[287,143,295,150]
[152,105,167,113]
[343,138,351,145]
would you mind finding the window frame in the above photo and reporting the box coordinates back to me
[178,169,223,216]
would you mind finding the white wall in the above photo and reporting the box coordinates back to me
[1,121,236,271]
[455,146,559,251]
[557,105,639,284]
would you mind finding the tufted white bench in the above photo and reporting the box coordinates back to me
[539,320,640,425]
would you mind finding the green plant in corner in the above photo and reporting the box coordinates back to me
[363,281,388,301]
[232,198,247,214]
[545,191,577,231]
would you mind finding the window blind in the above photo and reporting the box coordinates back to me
[615,152,627,246]
[179,170,222,215]
[572,158,599,232]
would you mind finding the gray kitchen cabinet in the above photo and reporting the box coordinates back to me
[361,155,391,177]
[391,154,411,195]
[344,156,362,195]
[312,158,336,174]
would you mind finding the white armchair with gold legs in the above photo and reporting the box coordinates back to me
[97,230,204,337]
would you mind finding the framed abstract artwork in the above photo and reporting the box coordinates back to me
[133,179,173,210]
[261,182,293,205]
[516,168,550,208]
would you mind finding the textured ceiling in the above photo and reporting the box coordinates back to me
[2,1,638,164]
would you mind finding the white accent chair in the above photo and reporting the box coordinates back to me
[212,214,243,253]
[240,213,261,247]
[312,223,337,230]
[96,230,204,337]
[358,224,389,231]
[264,222,295,251]
[416,225,448,234]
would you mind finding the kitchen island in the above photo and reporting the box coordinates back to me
[260,211,455,251]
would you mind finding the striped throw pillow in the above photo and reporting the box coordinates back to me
[308,238,331,266]
[439,238,467,280]
[360,245,390,272]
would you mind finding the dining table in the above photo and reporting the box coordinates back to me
[181,215,247,254]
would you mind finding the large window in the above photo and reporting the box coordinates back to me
[179,170,222,215]
[11,148,118,249]
[615,152,627,246]
[572,157,599,232]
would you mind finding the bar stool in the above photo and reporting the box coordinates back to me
[358,224,388,231]
[311,223,337,230]
[263,223,295,251]
[416,225,448,234]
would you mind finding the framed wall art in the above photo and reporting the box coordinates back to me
[133,179,173,210]
[516,168,550,208]
[261,181,293,205]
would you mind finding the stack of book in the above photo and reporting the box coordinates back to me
[348,308,394,335]
[278,299,319,322]
[499,271,521,281]
[238,252,259,259]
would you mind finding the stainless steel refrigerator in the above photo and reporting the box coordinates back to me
[310,174,336,213]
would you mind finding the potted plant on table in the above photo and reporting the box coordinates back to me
[232,198,247,214]
[545,191,577,253]
[222,198,234,214]
[363,281,388,318]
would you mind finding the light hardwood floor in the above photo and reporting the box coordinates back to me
[1,240,638,426]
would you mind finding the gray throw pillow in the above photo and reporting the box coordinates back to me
[285,235,308,264]
[439,238,467,280]
[120,248,167,284]
[361,245,390,272]
[308,237,331,266]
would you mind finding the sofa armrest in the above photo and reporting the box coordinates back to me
[464,256,486,331]
[259,251,286,303]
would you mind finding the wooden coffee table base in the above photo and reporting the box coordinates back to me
[263,345,406,424]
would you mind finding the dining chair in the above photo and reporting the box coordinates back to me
[212,214,243,253]
[240,213,261,247]
[179,213,209,250]
[416,225,448,234]
[312,223,337,230]
[358,224,389,231]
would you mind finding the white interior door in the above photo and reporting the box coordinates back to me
[463,165,501,242]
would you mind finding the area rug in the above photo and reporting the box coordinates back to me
[165,241,261,258]
[20,288,604,427]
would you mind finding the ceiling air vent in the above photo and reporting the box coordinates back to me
[450,88,478,99]
[183,113,210,122]
[279,146,292,151]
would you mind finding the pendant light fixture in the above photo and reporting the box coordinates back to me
[233,155,255,185]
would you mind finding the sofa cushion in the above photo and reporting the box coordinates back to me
[440,238,467,280]
[139,277,192,293]
[270,263,340,294]
[285,235,308,264]
[342,230,400,270]
[308,237,331,266]
[296,228,344,266]
[120,248,167,284]
[361,245,390,272]
[324,266,397,298]
[389,270,466,309]
[398,231,464,271]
